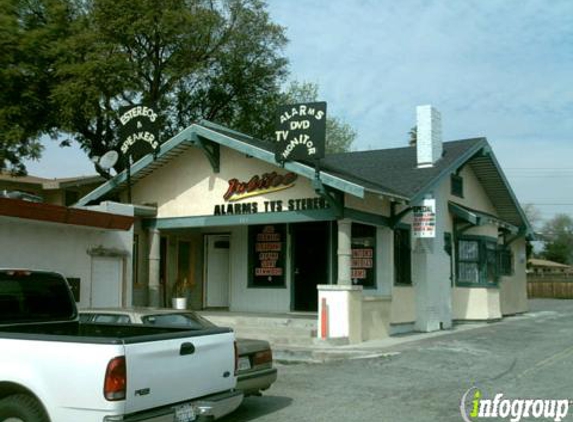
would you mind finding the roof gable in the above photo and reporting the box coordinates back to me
[76,120,531,233]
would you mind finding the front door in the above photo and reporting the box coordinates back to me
[205,235,230,308]
[91,256,123,307]
[293,222,329,312]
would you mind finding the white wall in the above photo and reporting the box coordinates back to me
[131,147,321,219]
[500,238,529,315]
[0,216,133,309]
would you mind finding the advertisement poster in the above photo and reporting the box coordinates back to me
[413,198,436,238]
[249,224,286,287]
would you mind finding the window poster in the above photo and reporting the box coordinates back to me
[351,223,376,288]
[249,224,286,288]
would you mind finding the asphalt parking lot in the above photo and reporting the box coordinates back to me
[221,299,573,422]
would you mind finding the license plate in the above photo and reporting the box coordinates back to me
[238,356,251,371]
[174,403,196,422]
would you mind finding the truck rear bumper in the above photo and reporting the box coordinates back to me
[103,390,244,422]
[237,367,278,396]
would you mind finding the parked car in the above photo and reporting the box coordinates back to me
[0,269,242,422]
[80,307,278,397]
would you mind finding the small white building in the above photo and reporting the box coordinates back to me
[76,107,533,343]
[0,199,135,308]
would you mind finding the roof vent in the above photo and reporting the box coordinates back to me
[416,105,442,168]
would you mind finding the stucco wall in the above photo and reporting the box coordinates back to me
[390,286,416,324]
[131,146,321,219]
[453,287,501,320]
[345,192,391,216]
[450,166,497,215]
[0,216,133,309]
[362,296,391,340]
[500,238,529,315]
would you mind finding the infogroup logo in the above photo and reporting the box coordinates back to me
[460,387,570,422]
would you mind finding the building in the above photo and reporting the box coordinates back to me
[528,258,573,276]
[0,171,104,206]
[0,198,134,307]
[76,106,533,343]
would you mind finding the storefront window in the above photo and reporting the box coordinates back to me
[248,224,286,288]
[351,223,376,288]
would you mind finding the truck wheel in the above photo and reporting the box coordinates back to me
[0,395,48,422]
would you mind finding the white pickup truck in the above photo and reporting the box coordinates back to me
[0,269,243,422]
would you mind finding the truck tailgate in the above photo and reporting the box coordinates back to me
[123,329,236,414]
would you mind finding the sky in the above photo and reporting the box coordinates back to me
[24,0,572,226]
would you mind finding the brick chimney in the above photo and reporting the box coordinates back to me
[416,105,442,168]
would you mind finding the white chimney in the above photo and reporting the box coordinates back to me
[416,105,442,168]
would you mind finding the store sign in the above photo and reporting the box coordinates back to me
[249,225,286,287]
[275,102,326,162]
[118,105,160,161]
[213,196,329,216]
[223,172,298,202]
[413,199,436,238]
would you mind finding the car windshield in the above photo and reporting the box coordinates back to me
[140,312,215,329]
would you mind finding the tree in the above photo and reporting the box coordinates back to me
[540,214,573,265]
[522,203,542,232]
[408,126,417,147]
[282,81,356,154]
[1,0,288,176]
[0,0,69,173]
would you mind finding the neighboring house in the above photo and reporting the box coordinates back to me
[0,171,104,206]
[76,105,532,343]
[528,259,573,276]
[0,198,135,308]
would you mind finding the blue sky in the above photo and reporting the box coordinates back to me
[25,0,572,224]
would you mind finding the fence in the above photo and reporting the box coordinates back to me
[527,275,573,299]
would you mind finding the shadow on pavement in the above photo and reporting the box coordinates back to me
[219,395,293,421]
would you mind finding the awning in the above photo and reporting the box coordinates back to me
[449,202,519,234]
[0,198,134,231]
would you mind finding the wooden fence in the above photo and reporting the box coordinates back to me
[527,275,573,299]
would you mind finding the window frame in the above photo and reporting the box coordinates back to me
[455,235,501,287]
[394,226,412,286]
[451,174,464,198]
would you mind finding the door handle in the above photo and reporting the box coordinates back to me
[180,342,195,355]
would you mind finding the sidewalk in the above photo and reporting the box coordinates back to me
[273,320,499,363]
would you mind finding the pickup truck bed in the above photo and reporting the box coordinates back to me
[0,269,242,422]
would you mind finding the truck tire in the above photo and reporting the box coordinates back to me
[0,394,48,422]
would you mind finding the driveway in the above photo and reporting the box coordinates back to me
[221,299,573,422]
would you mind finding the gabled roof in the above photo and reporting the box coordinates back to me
[76,120,531,233]
[528,258,572,269]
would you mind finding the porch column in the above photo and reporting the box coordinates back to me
[317,218,363,344]
[337,218,352,286]
[148,228,161,307]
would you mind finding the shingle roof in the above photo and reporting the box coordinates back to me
[320,139,485,198]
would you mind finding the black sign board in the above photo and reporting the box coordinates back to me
[248,224,286,288]
[275,101,326,162]
[118,105,160,161]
